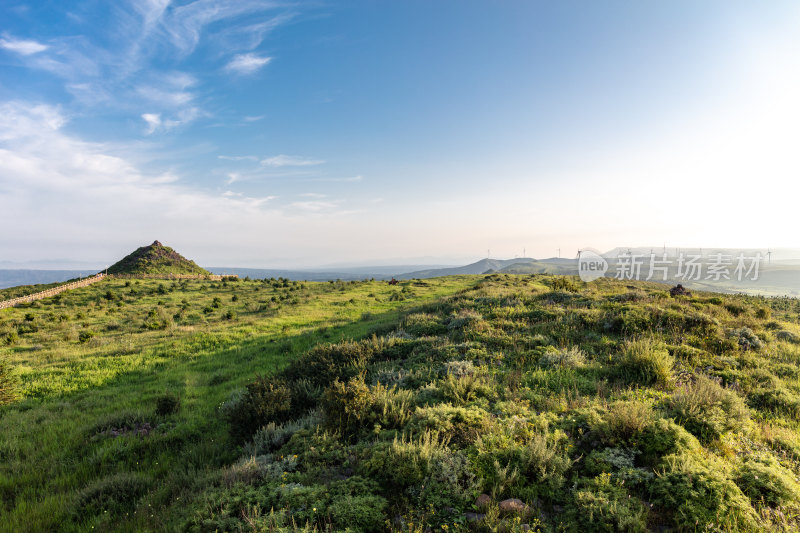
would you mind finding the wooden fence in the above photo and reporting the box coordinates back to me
[0,273,106,310]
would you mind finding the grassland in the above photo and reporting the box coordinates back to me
[2,274,800,532]
[0,276,474,531]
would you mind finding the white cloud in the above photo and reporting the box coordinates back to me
[243,115,265,122]
[0,101,303,262]
[0,35,48,55]
[141,113,162,134]
[261,154,324,167]
[225,53,272,75]
[161,1,282,55]
[141,107,201,134]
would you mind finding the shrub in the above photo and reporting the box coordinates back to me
[223,377,293,443]
[538,346,586,369]
[725,302,748,316]
[244,411,321,456]
[668,375,749,442]
[584,448,654,489]
[366,431,476,513]
[566,473,648,533]
[614,338,673,386]
[322,377,373,437]
[748,387,800,419]
[776,330,800,344]
[601,401,654,445]
[410,404,489,446]
[3,331,18,345]
[439,372,494,404]
[0,357,18,405]
[78,330,96,343]
[638,418,700,464]
[283,339,376,387]
[73,472,150,518]
[328,494,388,533]
[730,327,763,351]
[447,309,483,331]
[550,276,582,293]
[734,454,800,507]
[519,431,572,496]
[404,312,447,336]
[155,392,180,416]
[651,454,757,531]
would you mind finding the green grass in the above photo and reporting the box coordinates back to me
[3,273,800,531]
[0,276,475,531]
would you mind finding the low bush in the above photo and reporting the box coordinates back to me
[638,418,700,464]
[730,327,764,351]
[600,401,654,445]
[614,338,674,386]
[283,339,377,386]
[404,312,447,336]
[734,454,800,507]
[651,454,757,531]
[153,392,180,416]
[538,346,586,369]
[776,330,800,344]
[244,411,321,456]
[748,387,800,419]
[223,377,293,443]
[566,473,648,533]
[410,404,489,446]
[73,472,150,519]
[668,375,749,442]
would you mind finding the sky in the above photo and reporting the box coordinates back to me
[1,1,799,268]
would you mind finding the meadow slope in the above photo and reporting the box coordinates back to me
[2,274,800,531]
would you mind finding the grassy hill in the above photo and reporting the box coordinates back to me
[107,241,210,277]
[2,274,800,531]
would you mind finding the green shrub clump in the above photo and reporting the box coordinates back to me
[73,472,150,519]
[668,375,749,442]
[222,377,293,442]
[155,392,180,416]
[734,454,800,506]
[614,338,674,386]
[651,454,756,531]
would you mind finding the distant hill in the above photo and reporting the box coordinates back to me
[498,260,576,275]
[107,241,209,276]
[396,258,539,279]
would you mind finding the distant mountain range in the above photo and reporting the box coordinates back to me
[3,246,800,296]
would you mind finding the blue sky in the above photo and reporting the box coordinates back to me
[1,1,798,267]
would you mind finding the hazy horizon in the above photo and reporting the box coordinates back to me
[2,1,799,266]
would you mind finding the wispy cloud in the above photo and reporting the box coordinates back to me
[225,53,272,75]
[261,154,325,167]
[0,101,289,246]
[243,115,265,122]
[141,107,201,134]
[0,34,48,55]
[160,1,283,56]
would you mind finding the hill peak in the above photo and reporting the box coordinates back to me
[107,241,210,276]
